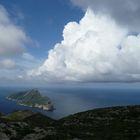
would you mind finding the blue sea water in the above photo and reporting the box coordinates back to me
[0,86,140,119]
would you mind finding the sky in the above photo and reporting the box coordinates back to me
[0,0,140,86]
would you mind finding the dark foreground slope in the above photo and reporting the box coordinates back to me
[0,105,140,140]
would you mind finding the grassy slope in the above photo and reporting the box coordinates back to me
[2,110,34,121]
[7,89,50,106]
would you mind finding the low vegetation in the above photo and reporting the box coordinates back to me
[0,105,140,140]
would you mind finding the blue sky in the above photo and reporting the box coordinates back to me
[0,0,140,86]
[0,0,83,59]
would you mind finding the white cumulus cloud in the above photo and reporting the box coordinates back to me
[0,5,39,83]
[0,5,29,56]
[28,9,140,83]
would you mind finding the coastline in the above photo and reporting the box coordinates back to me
[6,97,54,111]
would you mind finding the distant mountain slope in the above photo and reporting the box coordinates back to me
[7,89,54,111]
[0,105,140,140]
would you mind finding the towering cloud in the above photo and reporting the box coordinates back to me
[28,9,140,82]
[71,0,140,32]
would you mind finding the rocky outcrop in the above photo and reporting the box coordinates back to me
[34,103,54,111]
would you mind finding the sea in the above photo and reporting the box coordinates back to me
[0,84,140,119]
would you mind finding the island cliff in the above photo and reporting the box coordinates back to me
[7,89,54,111]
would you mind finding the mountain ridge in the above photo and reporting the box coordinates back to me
[0,105,140,140]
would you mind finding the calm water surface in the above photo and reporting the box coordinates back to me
[0,86,140,119]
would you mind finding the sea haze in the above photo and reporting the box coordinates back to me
[0,86,140,119]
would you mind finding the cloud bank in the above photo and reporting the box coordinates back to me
[0,5,41,84]
[0,59,15,69]
[28,9,140,82]
[0,5,28,57]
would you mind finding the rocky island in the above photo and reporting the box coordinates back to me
[7,89,54,111]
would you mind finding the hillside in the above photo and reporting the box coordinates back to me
[7,89,54,111]
[0,105,140,140]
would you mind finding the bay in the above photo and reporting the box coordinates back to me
[0,86,140,119]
